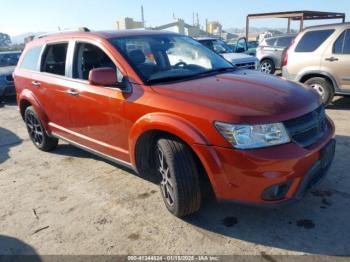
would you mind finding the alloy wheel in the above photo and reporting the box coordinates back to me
[157,145,175,206]
[260,61,272,74]
[310,83,326,101]
[26,112,44,146]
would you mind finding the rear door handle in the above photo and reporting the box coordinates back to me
[325,57,339,62]
[65,89,80,96]
[32,81,41,87]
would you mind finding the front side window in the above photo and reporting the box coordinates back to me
[19,46,42,71]
[333,29,350,54]
[110,35,233,84]
[73,42,123,82]
[41,43,68,76]
[295,29,334,52]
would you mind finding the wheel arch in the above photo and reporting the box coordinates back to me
[298,71,339,92]
[18,89,49,130]
[129,113,209,175]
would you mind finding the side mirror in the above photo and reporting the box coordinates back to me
[89,67,117,86]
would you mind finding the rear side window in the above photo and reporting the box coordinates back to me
[333,29,350,54]
[265,38,277,46]
[295,29,334,52]
[276,36,294,48]
[19,46,42,71]
[41,43,68,76]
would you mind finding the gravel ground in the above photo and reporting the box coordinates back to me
[0,96,350,256]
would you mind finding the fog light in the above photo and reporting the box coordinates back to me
[261,181,292,201]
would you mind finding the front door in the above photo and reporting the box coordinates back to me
[65,41,130,162]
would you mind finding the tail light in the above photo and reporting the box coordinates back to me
[282,40,295,67]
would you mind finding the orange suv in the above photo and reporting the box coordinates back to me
[14,29,336,217]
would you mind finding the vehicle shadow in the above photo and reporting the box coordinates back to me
[0,235,41,260]
[0,127,22,164]
[52,143,159,184]
[48,133,349,255]
[328,96,350,110]
[184,134,350,255]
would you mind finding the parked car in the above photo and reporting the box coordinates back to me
[283,23,350,104]
[0,51,21,102]
[247,40,259,55]
[14,30,335,217]
[257,34,296,74]
[197,37,259,69]
[227,37,256,56]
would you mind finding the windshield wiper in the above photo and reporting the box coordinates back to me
[147,74,197,84]
[147,67,235,84]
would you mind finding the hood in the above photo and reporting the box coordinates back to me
[222,53,257,64]
[0,66,16,76]
[151,70,320,124]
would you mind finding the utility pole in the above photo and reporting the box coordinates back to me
[141,5,145,27]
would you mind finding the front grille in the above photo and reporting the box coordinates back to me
[5,75,13,82]
[235,62,256,70]
[283,106,327,147]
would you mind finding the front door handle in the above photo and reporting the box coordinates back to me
[325,57,339,62]
[65,89,80,96]
[32,81,41,87]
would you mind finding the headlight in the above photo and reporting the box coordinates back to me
[214,122,290,149]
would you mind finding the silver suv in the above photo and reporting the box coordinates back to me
[283,23,350,104]
[257,34,296,74]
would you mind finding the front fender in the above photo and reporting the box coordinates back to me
[18,89,49,130]
[128,113,209,166]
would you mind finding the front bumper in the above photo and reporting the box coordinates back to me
[192,119,335,205]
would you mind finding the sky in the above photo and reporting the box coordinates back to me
[1,0,349,36]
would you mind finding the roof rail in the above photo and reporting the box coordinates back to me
[35,27,91,39]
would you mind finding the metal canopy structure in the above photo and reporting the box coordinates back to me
[246,10,346,39]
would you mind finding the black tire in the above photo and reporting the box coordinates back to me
[304,77,334,105]
[24,106,58,151]
[259,59,275,74]
[156,135,201,217]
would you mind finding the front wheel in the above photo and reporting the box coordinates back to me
[304,77,334,105]
[25,106,58,151]
[156,136,201,217]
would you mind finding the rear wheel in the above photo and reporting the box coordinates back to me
[304,77,334,105]
[25,106,58,151]
[156,136,201,217]
[259,59,275,74]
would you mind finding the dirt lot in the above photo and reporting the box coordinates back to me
[1,96,350,256]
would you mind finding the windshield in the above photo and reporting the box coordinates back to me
[109,35,233,84]
[0,53,21,67]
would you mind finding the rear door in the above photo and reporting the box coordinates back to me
[37,42,73,136]
[322,28,350,91]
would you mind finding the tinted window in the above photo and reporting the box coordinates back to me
[41,43,68,76]
[276,36,293,47]
[19,46,42,71]
[73,42,123,82]
[344,30,350,54]
[333,31,345,54]
[265,38,276,46]
[295,30,334,52]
